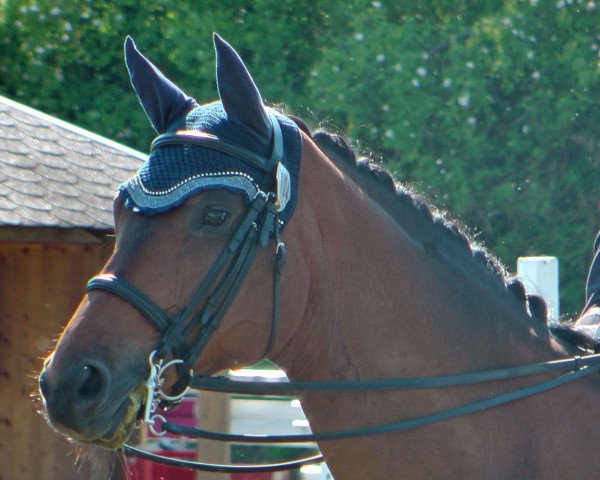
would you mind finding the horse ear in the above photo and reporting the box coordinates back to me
[213,34,271,142]
[124,36,197,133]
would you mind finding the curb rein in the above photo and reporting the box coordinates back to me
[86,116,600,474]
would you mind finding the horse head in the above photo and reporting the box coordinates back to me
[38,35,311,449]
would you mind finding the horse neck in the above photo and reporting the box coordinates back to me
[275,136,565,383]
[271,135,600,480]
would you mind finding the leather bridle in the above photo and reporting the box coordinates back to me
[87,114,287,394]
[85,115,600,474]
[87,190,284,392]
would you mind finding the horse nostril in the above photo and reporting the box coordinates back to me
[78,365,103,398]
[73,362,109,411]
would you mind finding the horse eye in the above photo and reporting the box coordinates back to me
[203,209,229,227]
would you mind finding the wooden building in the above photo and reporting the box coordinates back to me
[0,95,141,479]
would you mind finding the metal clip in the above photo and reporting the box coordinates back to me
[143,351,190,436]
[147,414,167,437]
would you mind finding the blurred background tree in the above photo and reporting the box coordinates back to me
[1,0,598,315]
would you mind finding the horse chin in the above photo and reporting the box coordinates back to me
[93,382,146,450]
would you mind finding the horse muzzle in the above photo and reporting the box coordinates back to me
[39,355,146,449]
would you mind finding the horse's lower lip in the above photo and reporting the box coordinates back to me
[95,383,146,449]
[94,399,136,448]
[104,399,131,434]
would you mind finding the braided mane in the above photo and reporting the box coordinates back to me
[293,121,549,325]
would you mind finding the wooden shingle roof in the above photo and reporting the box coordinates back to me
[0,95,144,230]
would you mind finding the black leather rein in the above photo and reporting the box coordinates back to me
[167,353,600,443]
[119,352,600,474]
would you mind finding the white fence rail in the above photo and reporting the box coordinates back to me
[517,256,560,321]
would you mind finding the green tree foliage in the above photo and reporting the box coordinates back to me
[305,0,599,315]
[1,0,598,315]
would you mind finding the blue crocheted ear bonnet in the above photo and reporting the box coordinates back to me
[118,35,301,226]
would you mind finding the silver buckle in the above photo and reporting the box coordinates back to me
[275,162,291,212]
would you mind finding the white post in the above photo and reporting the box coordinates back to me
[517,256,559,321]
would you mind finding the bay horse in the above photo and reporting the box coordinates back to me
[39,34,600,479]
